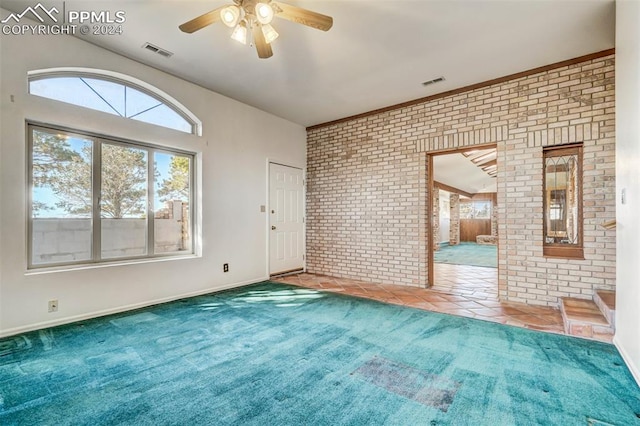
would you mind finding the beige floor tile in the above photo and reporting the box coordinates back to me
[272,267,608,342]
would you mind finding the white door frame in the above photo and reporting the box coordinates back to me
[266,159,306,277]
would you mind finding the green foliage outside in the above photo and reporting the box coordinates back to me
[32,130,188,219]
[158,156,190,203]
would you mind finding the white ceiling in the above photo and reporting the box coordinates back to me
[1,0,615,127]
[433,151,496,195]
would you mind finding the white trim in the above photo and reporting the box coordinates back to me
[27,67,203,136]
[266,159,307,277]
[613,334,640,387]
[265,159,271,278]
[26,123,197,270]
[24,254,200,276]
[0,276,268,339]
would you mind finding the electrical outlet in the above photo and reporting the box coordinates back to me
[223,263,229,273]
[48,300,58,313]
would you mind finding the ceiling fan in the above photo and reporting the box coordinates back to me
[179,0,333,59]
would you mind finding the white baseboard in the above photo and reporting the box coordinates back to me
[0,276,269,339]
[613,334,640,388]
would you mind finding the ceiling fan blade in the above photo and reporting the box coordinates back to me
[179,6,225,33]
[252,25,273,59]
[274,2,333,31]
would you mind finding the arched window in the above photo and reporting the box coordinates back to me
[28,68,202,136]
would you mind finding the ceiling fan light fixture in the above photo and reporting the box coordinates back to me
[180,1,333,59]
[261,23,279,44]
[230,20,248,44]
[221,5,242,28]
[255,2,274,25]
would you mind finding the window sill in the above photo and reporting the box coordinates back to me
[25,254,200,276]
[543,247,584,260]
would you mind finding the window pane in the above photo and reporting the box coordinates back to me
[154,152,192,253]
[82,78,126,116]
[31,129,93,265]
[545,154,579,245]
[459,201,491,219]
[30,75,195,134]
[28,123,195,268]
[125,86,163,118]
[101,144,148,259]
[131,103,193,134]
[474,201,491,219]
[30,77,121,117]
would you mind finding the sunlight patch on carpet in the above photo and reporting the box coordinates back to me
[0,336,31,357]
[228,288,325,308]
[586,417,616,425]
[353,356,460,412]
[109,312,160,327]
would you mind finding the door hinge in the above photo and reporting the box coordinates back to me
[303,254,305,261]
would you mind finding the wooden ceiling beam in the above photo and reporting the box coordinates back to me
[479,159,497,168]
[434,181,474,199]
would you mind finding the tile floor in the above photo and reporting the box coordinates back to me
[432,263,498,301]
[273,264,611,343]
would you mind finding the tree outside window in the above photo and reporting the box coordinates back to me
[29,125,194,267]
[459,200,491,219]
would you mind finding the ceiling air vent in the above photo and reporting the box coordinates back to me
[422,76,445,87]
[142,42,173,58]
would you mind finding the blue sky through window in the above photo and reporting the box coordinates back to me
[33,136,92,218]
[33,137,174,218]
[30,77,193,134]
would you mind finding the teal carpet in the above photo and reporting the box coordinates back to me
[1,282,639,425]
[435,242,497,268]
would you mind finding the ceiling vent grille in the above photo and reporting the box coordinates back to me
[142,42,173,58]
[422,76,445,86]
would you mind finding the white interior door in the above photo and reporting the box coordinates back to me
[269,163,304,275]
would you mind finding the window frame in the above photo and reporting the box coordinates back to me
[27,122,196,269]
[459,199,492,220]
[542,143,584,259]
[27,68,202,136]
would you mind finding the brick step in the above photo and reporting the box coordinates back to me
[560,297,614,342]
[594,290,616,328]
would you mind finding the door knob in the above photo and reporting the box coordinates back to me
[271,226,276,230]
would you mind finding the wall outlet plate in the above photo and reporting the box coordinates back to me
[48,300,58,313]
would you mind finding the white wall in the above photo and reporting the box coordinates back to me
[438,190,450,244]
[0,11,307,336]
[614,0,640,386]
